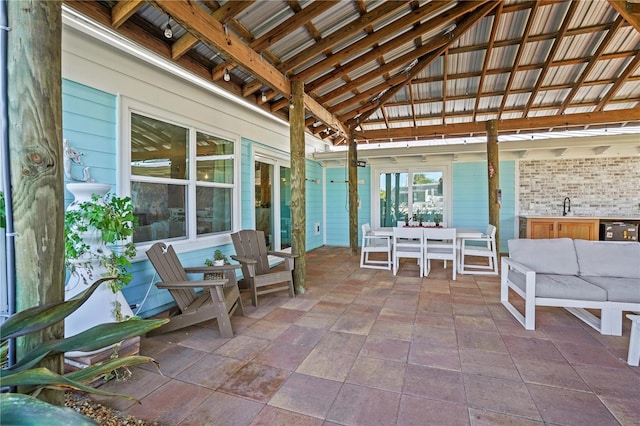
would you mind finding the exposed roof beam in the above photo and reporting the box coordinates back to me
[473,1,502,121]
[250,1,339,52]
[111,0,143,29]
[523,1,579,117]
[150,0,347,136]
[608,0,640,32]
[171,1,254,60]
[279,1,410,73]
[594,51,640,111]
[359,108,640,141]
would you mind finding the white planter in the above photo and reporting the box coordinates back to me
[64,182,135,358]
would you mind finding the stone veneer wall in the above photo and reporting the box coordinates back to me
[518,156,640,217]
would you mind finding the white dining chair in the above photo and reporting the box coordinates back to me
[392,226,425,276]
[424,227,457,280]
[460,224,498,275]
[360,223,392,270]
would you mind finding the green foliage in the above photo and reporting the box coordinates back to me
[0,277,168,422]
[205,249,229,266]
[65,193,138,293]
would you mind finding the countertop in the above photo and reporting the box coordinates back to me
[519,215,640,221]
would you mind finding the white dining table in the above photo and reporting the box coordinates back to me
[372,227,484,273]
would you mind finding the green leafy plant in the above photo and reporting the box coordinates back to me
[0,277,168,423]
[65,193,138,294]
[205,249,229,266]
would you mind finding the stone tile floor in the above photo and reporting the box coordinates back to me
[93,246,639,425]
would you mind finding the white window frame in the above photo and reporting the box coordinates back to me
[119,96,240,257]
[370,160,452,228]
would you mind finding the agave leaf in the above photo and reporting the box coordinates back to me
[0,278,114,341]
[1,367,139,400]
[65,355,159,384]
[4,319,168,373]
[0,393,97,425]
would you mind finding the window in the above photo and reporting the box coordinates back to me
[375,166,449,228]
[129,111,235,244]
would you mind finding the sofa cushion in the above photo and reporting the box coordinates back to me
[580,276,640,303]
[507,238,579,275]
[507,271,607,301]
[573,239,640,278]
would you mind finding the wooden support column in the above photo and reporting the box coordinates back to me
[290,79,306,293]
[8,0,65,403]
[348,133,358,255]
[486,119,500,254]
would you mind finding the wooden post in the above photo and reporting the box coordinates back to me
[486,119,500,254]
[290,79,306,293]
[7,0,65,403]
[348,133,358,255]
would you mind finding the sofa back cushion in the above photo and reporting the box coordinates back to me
[507,238,579,275]
[574,239,640,278]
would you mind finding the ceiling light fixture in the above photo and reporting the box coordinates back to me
[223,68,230,82]
[163,15,173,39]
[261,92,267,102]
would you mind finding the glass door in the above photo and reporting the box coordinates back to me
[254,157,291,251]
[379,170,445,227]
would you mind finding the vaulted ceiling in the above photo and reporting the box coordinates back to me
[64,0,640,146]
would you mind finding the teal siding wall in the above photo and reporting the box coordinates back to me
[306,160,324,250]
[452,160,515,252]
[324,166,371,247]
[240,138,254,230]
[62,79,117,203]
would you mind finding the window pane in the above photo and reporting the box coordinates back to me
[196,186,232,235]
[131,113,189,179]
[379,172,407,227]
[131,181,187,243]
[412,172,443,224]
[196,132,233,184]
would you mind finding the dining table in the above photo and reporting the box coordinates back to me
[372,226,484,274]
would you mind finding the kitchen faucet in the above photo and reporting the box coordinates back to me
[562,197,571,216]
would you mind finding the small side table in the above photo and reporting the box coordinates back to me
[626,314,640,367]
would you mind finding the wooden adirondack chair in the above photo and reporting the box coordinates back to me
[145,242,244,338]
[231,229,297,306]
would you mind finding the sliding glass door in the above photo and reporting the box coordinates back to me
[254,155,291,251]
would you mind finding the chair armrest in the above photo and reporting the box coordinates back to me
[184,264,242,274]
[155,279,227,289]
[501,257,534,274]
[267,251,298,259]
[231,255,257,265]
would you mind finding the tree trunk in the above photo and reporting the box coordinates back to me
[486,119,500,255]
[8,0,65,404]
[348,134,358,255]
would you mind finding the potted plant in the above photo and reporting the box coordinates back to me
[205,249,228,267]
[433,213,443,227]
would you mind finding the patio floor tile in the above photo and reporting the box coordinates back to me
[267,372,342,419]
[250,405,324,426]
[403,363,466,405]
[218,362,290,403]
[315,330,367,354]
[346,356,406,392]
[295,348,356,381]
[253,341,313,371]
[464,374,541,421]
[326,383,401,426]
[398,394,470,426]
[359,335,411,362]
[127,380,212,424]
[175,353,246,389]
[179,391,263,426]
[274,324,326,347]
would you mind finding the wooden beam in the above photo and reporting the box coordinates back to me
[250,1,339,52]
[359,108,640,141]
[150,0,345,135]
[608,0,640,32]
[486,120,500,254]
[290,80,306,294]
[111,0,143,28]
[348,135,358,256]
[279,1,410,73]
[170,1,254,60]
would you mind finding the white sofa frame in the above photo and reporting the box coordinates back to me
[501,257,640,336]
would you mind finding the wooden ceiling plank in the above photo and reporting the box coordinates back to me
[360,107,640,141]
[558,15,625,115]
[497,2,540,119]
[111,0,144,29]
[250,1,339,52]
[296,0,455,84]
[280,1,411,73]
[523,1,580,117]
[594,52,640,111]
[343,2,498,127]
[608,0,640,32]
[171,0,255,60]
[473,2,502,121]
[306,0,484,94]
